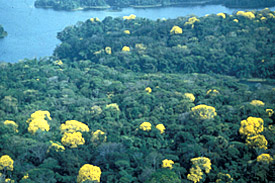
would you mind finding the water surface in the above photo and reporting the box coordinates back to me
[0,0,274,62]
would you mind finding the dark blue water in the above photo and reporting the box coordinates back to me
[0,0,274,62]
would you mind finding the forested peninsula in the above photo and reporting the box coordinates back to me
[0,25,7,38]
[0,10,275,183]
[34,0,275,10]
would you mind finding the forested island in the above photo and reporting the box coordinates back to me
[34,0,275,10]
[0,25,7,38]
[0,9,275,183]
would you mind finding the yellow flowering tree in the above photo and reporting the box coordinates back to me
[216,173,234,183]
[250,100,265,106]
[170,26,182,34]
[246,134,268,149]
[184,17,200,29]
[61,132,85,148]
[47,141,65,152]
[236,11,255,19]
[257,153,273,163]
[145,87,152,93]
[187,157,212,183]
[191,104,217,120]
[239,117,264,136]
[91,130,107,145]
[233,19,239,23]
[105,47,111,54]
[139,122,152,131]
[156,124,165,134]
[123,14,136,20]
[27,110,51,134]
[162,159,174,169]
[265,109,274,117]
[60,120,89,133]
[122,46,130,52]
[124,30,130,34]
[3,120,18,133]
[217,13,226,19]
[0,155,14,171]
[183,93,195,102]
[77,164,101,183]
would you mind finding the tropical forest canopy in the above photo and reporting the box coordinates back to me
[0,25,7,38]
[0,9,275,183]
[54,9,275,78]
[34,0,275,10]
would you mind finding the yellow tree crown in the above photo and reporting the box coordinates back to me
[250,100,265,106]
[77,164,101,183]
[239,117,264,136]
[162,159,174,169]
[191,104,217,120]
[246,134,268,149]
[257,153,273,163]
[140,122,152,131]
[60,120,89,133]
[156,124,165,134]
[61,132,85,148]
[184,93,195,102]
[170,25,183,34]
[0,155,14,171]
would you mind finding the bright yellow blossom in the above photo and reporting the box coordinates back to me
[250,100,265,106]
[54,60,63,65]
[105,47,112,54]
[184,93,195,102]
[246,134,268,149]
[61,132,85,148]
[266,109,274,117]
[206,89,220,95]
[29,110,52,121]
[156,124,165,134]
[48,141,65,152]
[22,173,29,180]
[28,118,50,134]
[162,159,174,169]
[91,130,107,145]
[236,11,255,19]
[124,30,130,34]
[257,153,273,163]
[0,155,14,171]
[140,122,152,131]
[184,17,200,29]
[60,120,89,133]
[170,26,182,34]
[123,14,136,20]
[145,87,152,93]
[188,157,211,183]
[191,104,217,120]
[77,164,101,183]
[233,19,239,23]
[217,13,226,19]
[122,46,130,52]
[239,117,264,136]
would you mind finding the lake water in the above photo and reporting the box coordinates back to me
[0,0,274,62]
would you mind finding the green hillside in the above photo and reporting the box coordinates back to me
[0,9,274,183]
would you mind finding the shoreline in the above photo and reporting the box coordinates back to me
[34,2,275,11]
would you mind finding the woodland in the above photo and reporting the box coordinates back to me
[34,0,275,10]
[0,9,275,183]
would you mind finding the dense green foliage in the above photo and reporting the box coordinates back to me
[224,0,275,8]
[34,0,275,10]
[0,25,7,38]
[54,9,275,79]
[0,9,275,183]
[0,56,275,182]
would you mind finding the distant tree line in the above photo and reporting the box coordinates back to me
[34,0,275,10]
